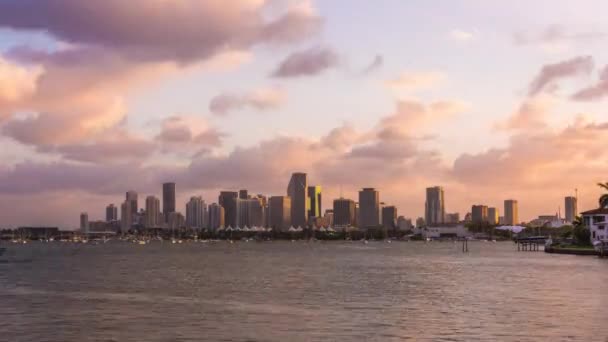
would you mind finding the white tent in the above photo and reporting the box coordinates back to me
[495,225,526,234]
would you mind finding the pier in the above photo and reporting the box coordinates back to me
[515,236,547,252]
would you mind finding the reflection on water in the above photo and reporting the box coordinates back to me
[1,241,607,341]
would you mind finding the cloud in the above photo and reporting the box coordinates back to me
[448,29,477,42]
[494,97,551,131]
[0,56,43,118]
[360,55,383,75]
[155,115,223,156]
[209,87,286,115]
[514,25,607,46]
[54,131,156,164]
[0,0,321,64]
[528,56,594,96]
[571,65,608,101]
[271,46,339,78]
[385,71,446,93]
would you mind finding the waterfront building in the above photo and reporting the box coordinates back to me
[416,217,425,228]
[445,213,460,224]
[382,206,397,230]
[120,200,132,234]
[236,196,265,227]
[239,189,249,199]
[162,182,176,223]
[80,212,89,234]
[504,199,519,225]
[126,190,138,215]
[105,204,118,222]
[287,172,308,228]
[488,207,498,225]
[333,198,355,228]
[323,209,334,227]
[207,203,225,230]
[582,208,608,243]
[471,205,488,224]
[269,196,291,231]
[186,196,206,229]
[145,196,161,228]
[425,186,445,226]
[565,196,578,223]
[397,216,413,231]
[359,188,380,229]
[307,186,322,222]
[168,212,185,230]
[219,191,238,228]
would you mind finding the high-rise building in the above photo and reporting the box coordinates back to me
[397,216,413,231]
[236,196,265,227]
[307,186,322,221]
[565,196,578,223]
[504,200,519,225]
[425,186,445,226]
[445,213,460,224]
[126,190,138,215]
[287,172,308,228]
[80,212,89,234]
[162,183,176,223]
[120,200,132,234]
[145,196,161,228]
[382,206,397,230]
[186,196,206,229]
[471,205,489,224]
[168,212,185,230]
[105,204,118,222]
[239,189,249,199]
[333,198,356,227]
[359,188,380,229]
[269,196,291,231]
[207,203,225,230]
[219,191,238,227]
[488,207,499,225]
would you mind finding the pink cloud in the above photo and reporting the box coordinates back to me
[271,46,339,78]
[528,56,594,96]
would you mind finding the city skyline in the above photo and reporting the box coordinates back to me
[0,1,607,227]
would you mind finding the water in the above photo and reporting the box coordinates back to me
[1,240,607,341]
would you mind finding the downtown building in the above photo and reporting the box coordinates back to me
[333,198,355,228]
[425,186,445,226]
[145,196,161,228]
[120,200,133,234]
[504,199,519,225]
[359,188,380,229]
[269,196,291,231]
[471,205,489,224]
[105,204,118,222]
[307,186,322,223]
[287,172,308,228]
[565,196,578,223]
[80,212,89,234]
[186,196,207,229]
[487,207,499,225]
[126,191,138,215]
[219,191,238,228]
[236,196,265,228]
[163,182,176,223]
[382,205,397,230]
[207,203,225,231]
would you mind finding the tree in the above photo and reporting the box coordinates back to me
[573,225,591,246]
[598,182,608,208]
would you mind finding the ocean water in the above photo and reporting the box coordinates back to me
[1,240,607,341]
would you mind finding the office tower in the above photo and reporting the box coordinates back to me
[162,182,176,223]
[425,186,445,226]
[445,213,460,224]
[105,204,118,222]
[219,191,238,227]
[287,172,308,228]
[207,203,225,230]
[126,190,138,215]
[307,186,322,220]
[333,198,356,227]
[236,196,265,227]
[120,200,132,234]
[145,196,161,228]
[488,207,499,225]
[359,188,380,229]
[168,212,185,230]
[239,189,249,199]
[269,196,291,231]
[504,199,519,225]
[471,205,489,224]
[565,196,578,223]
[186,196,206,229]
[382,206,397,230]
[80,212,89,234]
[323,209,334,227]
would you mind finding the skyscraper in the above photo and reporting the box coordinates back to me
[219,191,238,227]
[126,190,138,215]
[207,203,225,230]
[236,196,265,227]
[269,196,291,231]
[145,196,161,228]
[565,196,578,223]
[105,204,118,222]
[425,186,445,226]
[333,198,355,227]
[287,172,308,228]
[359,188,380,229]
[504,199,519,225]
[488,207,499,225]
[162,182,176,223]
[307,185,322,221]
[80,212,89,234]
[382,206,397,230]
[471,205,488,224]
[239,189,249,199]
[186,196,205,229]
[120,200,132,234]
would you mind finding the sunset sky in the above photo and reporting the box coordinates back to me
[1,0,608,228]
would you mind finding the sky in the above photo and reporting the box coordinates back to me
[0,0,607,228]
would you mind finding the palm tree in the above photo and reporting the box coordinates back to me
[598,182,608,208]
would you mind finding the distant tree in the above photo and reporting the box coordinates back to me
[573,225,591,246]
[598,182,608,208]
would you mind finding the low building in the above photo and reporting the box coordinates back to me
[415,224,470,239]
[581,208,608,243]
[17,227,60,240]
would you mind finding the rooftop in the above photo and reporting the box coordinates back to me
[581,208,608,215]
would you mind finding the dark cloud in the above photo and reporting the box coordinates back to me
[571,65,608,101]
[209,88,285,116]
[271,46,339,78]
[528,56,594,96]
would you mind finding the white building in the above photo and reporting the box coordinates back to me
[415,224,470,239]
[186,196,206,229]
[582,208,608,243]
